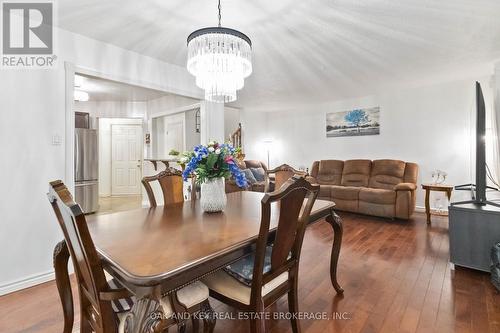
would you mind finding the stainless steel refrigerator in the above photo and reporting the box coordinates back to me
[75,128,98,213]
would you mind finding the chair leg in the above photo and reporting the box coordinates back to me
[288,287,301,333]
[177,323,186,333]
[249,317,266,333]
[201,300,216,333]
[191,315,200,333]
[249,300,266,333]
[53,241,74,333]
[80,316,92,333]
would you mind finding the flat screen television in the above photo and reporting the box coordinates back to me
[453,82,499,207]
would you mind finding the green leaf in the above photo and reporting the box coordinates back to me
[206,153,218,170]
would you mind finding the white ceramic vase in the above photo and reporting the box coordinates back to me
[200,177,227,213]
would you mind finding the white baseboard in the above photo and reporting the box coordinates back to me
[415,205,449,213]
[415,205,426,212]
[0,270,55,296]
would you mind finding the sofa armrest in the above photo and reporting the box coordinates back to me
[305,176,318,184]
[394,182,416,191]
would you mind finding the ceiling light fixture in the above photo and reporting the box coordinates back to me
[186,0,252,103]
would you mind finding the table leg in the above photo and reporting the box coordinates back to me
[53,240,74,333]
[325,209,344,294]
[123,296,166,333]
[424,189,431,224]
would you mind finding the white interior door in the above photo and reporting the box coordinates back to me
[164,113,185,154]
[166,122,184,153]
[111,124,143,196]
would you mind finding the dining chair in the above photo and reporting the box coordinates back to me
[48,180,215,333]
[203,176,320,333]
[142,167,187,206]
[264,164,307,192]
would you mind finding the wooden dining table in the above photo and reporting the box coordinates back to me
[53,191,343,333]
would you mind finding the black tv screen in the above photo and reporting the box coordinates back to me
[476,81,486,203]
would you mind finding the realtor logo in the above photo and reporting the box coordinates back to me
[1,1,56,68]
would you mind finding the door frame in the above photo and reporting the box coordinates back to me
[153,112,187,157]
[64,61,202,195]
[150,104,199,157]
[110,123,144,196]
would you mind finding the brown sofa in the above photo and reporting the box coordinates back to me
[307,159,418,219]
[226,160,269,193]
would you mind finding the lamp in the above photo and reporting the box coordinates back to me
[263,139,273,168]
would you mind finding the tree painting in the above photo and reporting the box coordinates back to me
[326,107,380,137]
[344,109,368,133]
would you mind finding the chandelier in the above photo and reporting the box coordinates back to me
[187,0,252,103]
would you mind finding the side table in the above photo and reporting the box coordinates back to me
[421,183,454,224]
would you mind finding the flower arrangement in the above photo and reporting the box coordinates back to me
[169,149,180,156]
[181,142,248,188]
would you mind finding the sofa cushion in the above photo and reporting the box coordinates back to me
[244,160,268,171]
[317,185,333,198]
[242,169,257,184]
[404,162,419,184]
[369,160,405,190]
[250,167,266,182]
[359,188,396,204]
[341,160,372,187]
[331,185,360,200]
[316,160,343,185]
[224,246,273,286]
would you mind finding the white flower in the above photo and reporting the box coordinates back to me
[208,147,215,152]
[215,148,221,154]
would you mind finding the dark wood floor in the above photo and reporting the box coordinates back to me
[1,212,499,333]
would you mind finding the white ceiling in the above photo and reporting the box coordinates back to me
[75,74,171,101]
[59,0,500,109]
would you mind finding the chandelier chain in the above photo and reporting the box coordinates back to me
[218,0,221,27]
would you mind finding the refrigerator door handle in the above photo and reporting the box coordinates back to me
[75,133,80,179]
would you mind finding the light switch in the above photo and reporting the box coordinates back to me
[52,134,62,145]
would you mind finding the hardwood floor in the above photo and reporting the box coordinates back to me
[1,212,499,333]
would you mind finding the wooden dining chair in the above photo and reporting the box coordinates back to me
[48,180,215,333]
[264,164,307,192]
[142,167,185,207]
[203,176,319,333]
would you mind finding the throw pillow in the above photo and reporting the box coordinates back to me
[224,246,273,286]
[250,167,266,182]
[242,169,257,184]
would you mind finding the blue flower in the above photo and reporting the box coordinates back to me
[228,162,248,188]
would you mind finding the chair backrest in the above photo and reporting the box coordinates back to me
[142,167,185,207]
[265,164,307,192]
[250,176,319,304]
[47,180,116,332]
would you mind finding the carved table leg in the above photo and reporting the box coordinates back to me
[123,297,166,333]
[325,209,344,294]
[53,240,74,333]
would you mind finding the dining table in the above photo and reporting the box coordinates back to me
[53,191,343,333]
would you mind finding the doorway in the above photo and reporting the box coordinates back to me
[67,66,201,214]
[111,124,143,195]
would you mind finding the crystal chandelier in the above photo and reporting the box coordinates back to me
[187,0,252,103]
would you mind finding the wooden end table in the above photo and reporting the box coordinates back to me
[421,183,454,224]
